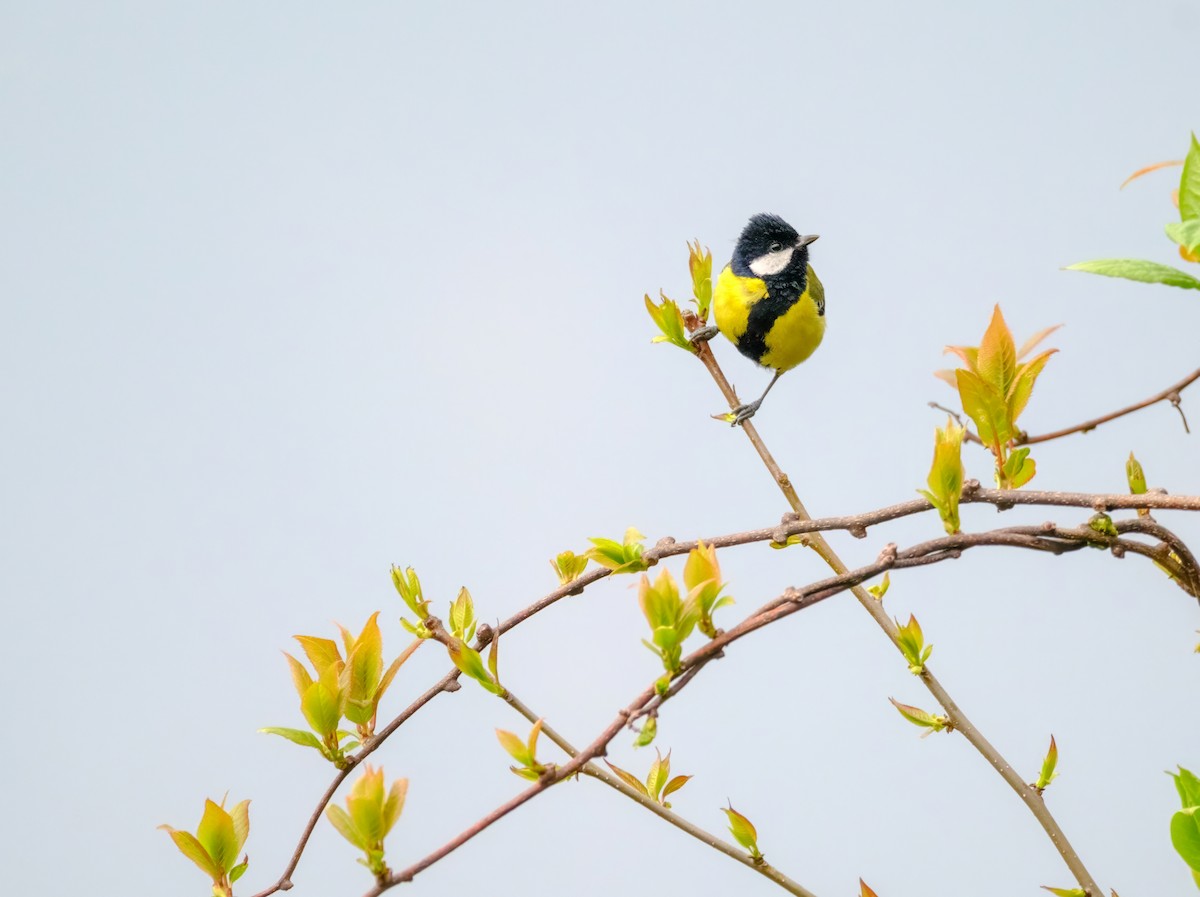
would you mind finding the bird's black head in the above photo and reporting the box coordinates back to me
[730,213,819,281]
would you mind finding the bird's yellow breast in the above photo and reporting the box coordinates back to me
[713,264,826,372]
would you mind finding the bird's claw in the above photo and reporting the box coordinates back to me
[688,325,719,344]
[730,401,762,426]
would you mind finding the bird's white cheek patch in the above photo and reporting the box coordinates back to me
[748,247,795,277]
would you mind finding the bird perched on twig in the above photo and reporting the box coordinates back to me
[693,213,825,425]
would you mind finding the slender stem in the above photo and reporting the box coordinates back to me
[1017,365,1198,444]
[501,692,818,897]
[687,317,1105,896]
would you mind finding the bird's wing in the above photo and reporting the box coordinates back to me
[806,265,825,316]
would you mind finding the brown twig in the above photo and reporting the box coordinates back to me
[1017,366,1199,444]
[933,366,1200,448]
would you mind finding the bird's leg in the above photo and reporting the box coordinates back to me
[731,370,783,426]
[689,324,720,344]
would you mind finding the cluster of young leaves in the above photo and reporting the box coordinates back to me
[605,749,692,808]
[685,541,735,638]
[550,549,589,585]
[721,802,763,863]
[1170,765,1200,889]
[159,796,250,897]
[392,565,432,639]
[1067,132,1200,291]
[894,614,932,674]
[325,765,408,881]
[261,612,410,765]
[444,589,503,696]
[639,568,700,682]
[919,418,965,534]
[496,719,546,780]
[645,241,714,350]
[585,526,649,574]
[938,305,1058,488]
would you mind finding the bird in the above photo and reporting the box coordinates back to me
[695,213,824,425]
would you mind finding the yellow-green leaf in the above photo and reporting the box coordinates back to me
[294,636,342,676]
[1035,735,1058,791]
[956,369,1010,446]
[159,826,221,879]
[1065,259,1200,290]
[196,799,238,875]
[977,305,1017,396]
[722,803,762,859]
[496,728,531,766]
[325,804,364,849]
[301,681,341,738]
[605,760,650,796]
[1180,132,1200,221]
[283,652,314,701]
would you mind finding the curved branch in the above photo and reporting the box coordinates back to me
[1017,366,1199,444]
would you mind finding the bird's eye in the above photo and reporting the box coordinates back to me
[769,242,783,252]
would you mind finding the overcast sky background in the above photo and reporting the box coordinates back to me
[3,2,1199,895]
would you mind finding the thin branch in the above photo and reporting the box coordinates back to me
[1017,366,1199,444]
[932,366,1200,448]
[361,517,1188,895]
[683,311,1106,896]
[500,691,818,897]
[248,483,1200,895]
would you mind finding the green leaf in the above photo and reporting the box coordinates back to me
[301,682,342,738]
[159,827,221,879]
[645,293,695,352]
[922,418,965,533]
[634,716,657,748]
[496,728,532,766]
[1065,259,1200,290]
[1180,132,1200,221]
[1041,888,1087,897]
[1035,735,1058,791]
[605,761,650,796]
[722,803,762,859]
[1166,220,1200,255]
[956,369,1010,446]
[325,804,365,849]
[196,799,238,875]
[551,550,589,585]
[259,726,325,751]
[1003,446,1036,489]
[449,587,475,639]
[1172,767,1200,809]
[447,639,503,695]
[229,859,249,883]
[1126,453,1147,495]
[1173,808,1200,871]
[867,572,891,601]
[889,697,949,732]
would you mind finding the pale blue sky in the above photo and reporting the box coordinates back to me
[3,2,1199,895]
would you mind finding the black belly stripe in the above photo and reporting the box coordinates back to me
[736,277,804,365]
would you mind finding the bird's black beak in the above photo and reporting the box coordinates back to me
[796,234,820,247]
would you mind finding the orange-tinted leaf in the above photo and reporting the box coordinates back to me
[283,652,313,701]
[933,368,958,387]
[605,761,650,796]
[977,305,1017,396]
[860,880,880,897]
[944,345,979,373]
[1119,159,1182,190]
[1007,349,1057,425]
[1016,324,1062,360]
[294,636,342,675]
